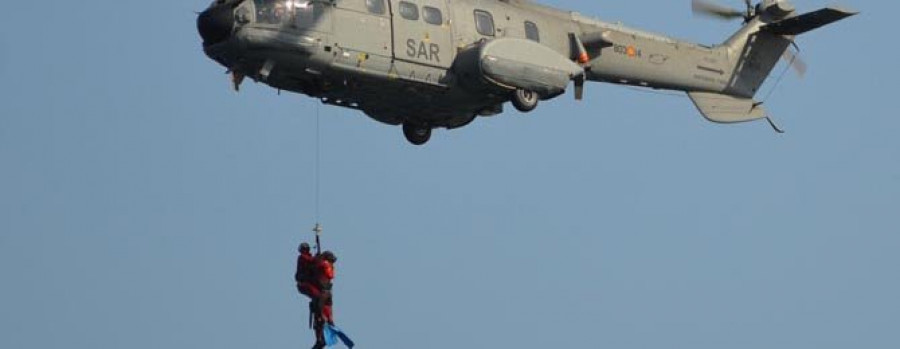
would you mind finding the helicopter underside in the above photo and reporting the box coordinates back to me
[197,0,584,144]
[204,26,508,132]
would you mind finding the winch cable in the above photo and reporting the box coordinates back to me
[313,101,323,253]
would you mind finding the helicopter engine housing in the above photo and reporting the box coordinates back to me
[453,38,582,99]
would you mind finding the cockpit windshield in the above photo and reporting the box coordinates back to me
[254,0,322,26]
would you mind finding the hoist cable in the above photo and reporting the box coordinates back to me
[312,100,323,253]
[314,101,321,224]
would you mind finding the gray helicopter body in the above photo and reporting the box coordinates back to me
[198,0,856,144]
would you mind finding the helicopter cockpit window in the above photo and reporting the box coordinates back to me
[423,6,443,25]
[399,2,419,21]
[474,10,495,36]
[366,0,386,15]
[293,2,320,26]
[255,0,289,24]
[254,0,319,26]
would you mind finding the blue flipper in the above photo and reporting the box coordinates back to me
[335,329,355,348]
[323,325,339,347]
[325,324,355,348]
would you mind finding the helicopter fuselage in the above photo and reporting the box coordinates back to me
[198,0,857,144]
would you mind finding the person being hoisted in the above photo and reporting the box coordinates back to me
[313,251,337,335]
[296,243,326,347]
[296,239,353,348]
[309,251,338,349]
[295,243,318,301]
[296,245,341,348]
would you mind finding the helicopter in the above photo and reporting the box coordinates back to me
[197,0,857,145]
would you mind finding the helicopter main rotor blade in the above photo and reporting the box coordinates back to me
[692,0,745,20]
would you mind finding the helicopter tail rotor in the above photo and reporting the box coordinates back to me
[694,1,857,101]
[781,43,807,78]
[691,0,844,79]
[692,0,804,23]
[691,0,749,21]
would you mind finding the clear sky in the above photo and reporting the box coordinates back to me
[1,1,896,348]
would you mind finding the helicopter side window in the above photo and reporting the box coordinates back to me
[474,10,495,36]
[366,0,386,15]
[525,21,540,42]
[423,6,443,25]
[399,2,419,21]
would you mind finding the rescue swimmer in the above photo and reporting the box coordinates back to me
[296,243,347,348]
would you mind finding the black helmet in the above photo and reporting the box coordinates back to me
[299,242,311,253]
[321,251,337,263]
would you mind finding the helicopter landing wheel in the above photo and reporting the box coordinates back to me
[511,89,539,113]
[403,122,432,145]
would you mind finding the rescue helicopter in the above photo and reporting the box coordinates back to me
[197,0,857,145]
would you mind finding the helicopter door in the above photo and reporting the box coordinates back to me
[389,0,454,68]
[331,0,392,58]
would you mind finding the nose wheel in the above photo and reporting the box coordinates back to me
[402,123,432,145]
[511,89,539,113]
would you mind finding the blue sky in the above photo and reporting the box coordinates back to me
[1,1,896,348]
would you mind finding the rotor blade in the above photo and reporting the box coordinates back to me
[781,47,807,78]
[692,0,745,20]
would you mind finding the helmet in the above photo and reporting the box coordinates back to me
[321,251,337,263]
[299,242,311,253]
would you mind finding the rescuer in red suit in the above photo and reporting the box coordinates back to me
[297,242,328,348]
[298,246,337,349]
[295,243,319,300]
[309,251,336,349]
[315,251,336,324]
